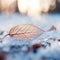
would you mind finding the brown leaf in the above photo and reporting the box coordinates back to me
[9,24,43,40]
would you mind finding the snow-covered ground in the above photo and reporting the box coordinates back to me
[0,13,60,60]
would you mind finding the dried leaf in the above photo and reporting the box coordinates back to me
[9,24,43,40]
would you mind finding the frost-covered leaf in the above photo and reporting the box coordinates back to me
[9,24,43,40]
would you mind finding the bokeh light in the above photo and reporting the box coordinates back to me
[18,0,56,16]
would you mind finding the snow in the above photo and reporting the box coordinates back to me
[0,13,60,60]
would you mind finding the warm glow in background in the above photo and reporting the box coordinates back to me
[18,0,56,16]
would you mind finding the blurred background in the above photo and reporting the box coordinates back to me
[0,0,60,33]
